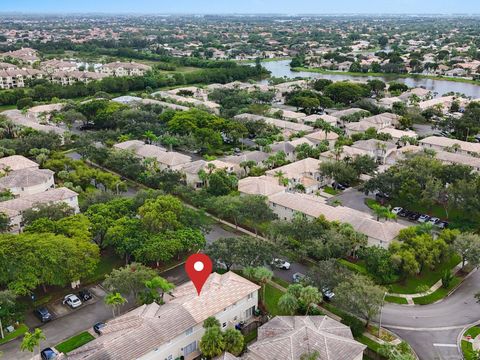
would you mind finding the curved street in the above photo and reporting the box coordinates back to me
[382,269,480,360]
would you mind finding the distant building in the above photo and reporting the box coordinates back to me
[100,61,152,77]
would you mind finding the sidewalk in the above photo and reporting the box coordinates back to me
[387,262,467,305]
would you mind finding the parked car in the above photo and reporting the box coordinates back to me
[40,348,57,360]
[391,207,403,215]
[34,307,52,323]
[427,217,440,225]
[292,272,306,283]
[78,289,93,301]
[322,287,335,301]
[398,209,409,217]
[418,214,431,223]
[408,212,421,221]
[332,182,346,191]
[63,294,82,308]
[437,221,449,229]
[93,322,107,335]
[272,258,291,270]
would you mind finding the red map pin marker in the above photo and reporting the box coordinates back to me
[185,254,213,296]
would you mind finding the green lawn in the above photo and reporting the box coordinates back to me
[388,255,461,294]
[55,332,95,354]
[264,283,289,316]
[463,327,480,359]
[86,250,124,284]
[385,295,409,305]
[338,259,369,276]
[465,326,480,338]
[323,186,340,196]
[0,324,28,345]
[356,334,383,353]
[271,277,290,289]
[412,276,461,305]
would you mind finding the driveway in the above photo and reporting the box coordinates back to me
[0,286,134,360]
[330,188,373,213]
[382,269,480,360]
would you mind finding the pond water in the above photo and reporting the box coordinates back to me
[261,60,480,99]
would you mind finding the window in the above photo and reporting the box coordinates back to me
[185,327,193,336]
[165,356,173,360]
[183,341,197,357]
[248,293,253,300]
[245,306,255,319]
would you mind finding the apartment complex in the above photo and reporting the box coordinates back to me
[67,272,260,360]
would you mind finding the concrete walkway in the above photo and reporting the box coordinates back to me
[387,262,469,305]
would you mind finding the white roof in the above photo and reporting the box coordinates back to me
[238,176,285,196]
[268,192,405,243]
[378,127,418,139]
[0,155,38,171]
[305,130,339,142]
[67,272,259,360]
[420,136,480,154]
[265,158,321,179]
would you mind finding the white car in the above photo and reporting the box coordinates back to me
[418,214,431,223]
[428,217,440,225]
[63,294,82,309]
[391,207,403,215]
[272,258,291,270]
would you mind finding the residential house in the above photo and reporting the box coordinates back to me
[243,316,366,360]
[301,114,338,126]
[100,61,152,77]
[0,68,44,89]
[49,70,107,85]
[238,176,285,196]
[351,139,397,164]
[1,48,39,64]
[153,91,221,114]
[269,141,296,161]
[41,59,78,74]
[265,158,326,194]
[419,136,480,156]
[378,128,418,144]
[0,187,79,232]
[234,114,313,137]
[268,192,405,247]
[113,141,192,171]
[221,151,270,175]
[0,155,38,172]
[434,151,480,172]
[181,159,237,188]
[67,272,260,360]
[305,130,339,148]
[0,168,54,196]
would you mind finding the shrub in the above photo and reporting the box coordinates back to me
[342,313,365,337]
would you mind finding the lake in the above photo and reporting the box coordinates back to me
[260,60,480,99]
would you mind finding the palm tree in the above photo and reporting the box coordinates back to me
[300,286,322,315]
[332,146,344,161]
[243,267,273,303]
[117,134,132,143]
[20,328,45,357]
[143,130,158,145]
[274,170,286,185]
[278,292,299,315]
[145,276,175,302]
[105,292,127,317]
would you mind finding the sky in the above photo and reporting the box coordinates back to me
[1,0,480,14]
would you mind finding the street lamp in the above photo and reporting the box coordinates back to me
[378,291,387,338]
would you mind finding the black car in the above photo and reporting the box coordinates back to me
[78,289,93,301]
[34,307,52,323]
[398,209,408,217]
[437,221,449,229]
[408,212,421,221]
[41,348,57,360]
[332,182,346,190]
[93,322,106,335]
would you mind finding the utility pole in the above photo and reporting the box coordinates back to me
[378,291,387,338]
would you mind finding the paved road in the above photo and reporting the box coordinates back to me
[382,269,480,360]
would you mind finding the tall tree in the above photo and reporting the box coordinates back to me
[104,292,127,318]
[199,326,225,358]
[20,328,45,357]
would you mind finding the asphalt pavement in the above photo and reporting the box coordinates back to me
[382,269,480,360]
